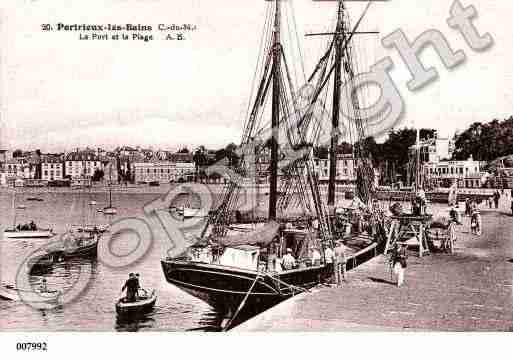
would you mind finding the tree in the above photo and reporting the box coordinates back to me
[313,146,329,159]
[12,149,23,158]
[336,142,353,154]
[453,117,513,162]
[225,143,239,167]
[92,168,105,182]
[378,128,435,183]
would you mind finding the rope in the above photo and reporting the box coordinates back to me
[265,273,310,295]
[222,274,261,331]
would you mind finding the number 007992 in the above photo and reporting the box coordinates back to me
[16,342,48,351]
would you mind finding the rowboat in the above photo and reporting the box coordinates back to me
[0,283,62,304]
[103,207,117,215]
[115,289,157,315]
[28,252,57,273]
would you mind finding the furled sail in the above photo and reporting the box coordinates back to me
[216,221,280,248]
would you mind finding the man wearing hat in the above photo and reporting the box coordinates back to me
[281,248,296,271]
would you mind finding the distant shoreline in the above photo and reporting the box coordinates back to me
[0,182,229,195]
[0,182,504,197]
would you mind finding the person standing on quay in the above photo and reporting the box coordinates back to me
[470,201,482,236]
[465,198,471,217]
[391,243,407,287]
[494,190,500,209]
[334,241,346,286]
[323,245,335,284]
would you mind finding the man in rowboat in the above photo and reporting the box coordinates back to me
[121,273,140,302]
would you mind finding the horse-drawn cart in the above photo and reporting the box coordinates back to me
[425,220,456,254]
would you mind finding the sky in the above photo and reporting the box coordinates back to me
[0,0,511,152]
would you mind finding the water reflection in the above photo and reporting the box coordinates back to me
[115,312,157,332]
[1,191,216,331]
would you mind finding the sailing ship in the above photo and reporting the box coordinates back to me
[53,166,103,259]
[3,191,54,239]
[161,0,387,325]
[103,163,117,215]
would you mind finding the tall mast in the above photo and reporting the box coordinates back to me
[415,128,420,191]
[327,0,344,207]
[12,191,16,229]
[269,0,281,220]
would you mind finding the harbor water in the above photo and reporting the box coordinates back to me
[0,187,224,332]
[0,185,455,331]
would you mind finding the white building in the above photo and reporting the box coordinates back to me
[5,159,25,178]
[41,155,64,181]
[65,151,104,179]
[133,160,195,183]
[174,162,195,181]
[423,156,488,188]
[4,159,37,179]
[313,153,357,184]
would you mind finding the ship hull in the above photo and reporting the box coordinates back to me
[3,230,54,239]
[64,242,98,258]
[161,260,326,318]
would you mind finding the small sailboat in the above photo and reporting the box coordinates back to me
[115,289,157,315]
[103,165,117,215]
[54,229,101,259]
[4,193,53,239]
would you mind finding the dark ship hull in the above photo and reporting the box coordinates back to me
[161,260,327,318]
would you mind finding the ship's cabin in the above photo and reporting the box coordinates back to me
[219,245,260,271]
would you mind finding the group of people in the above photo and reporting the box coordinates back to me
[487,190,501,209]
[279,242,346,286]
[463,198,482,236]
[15,220,37,231]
